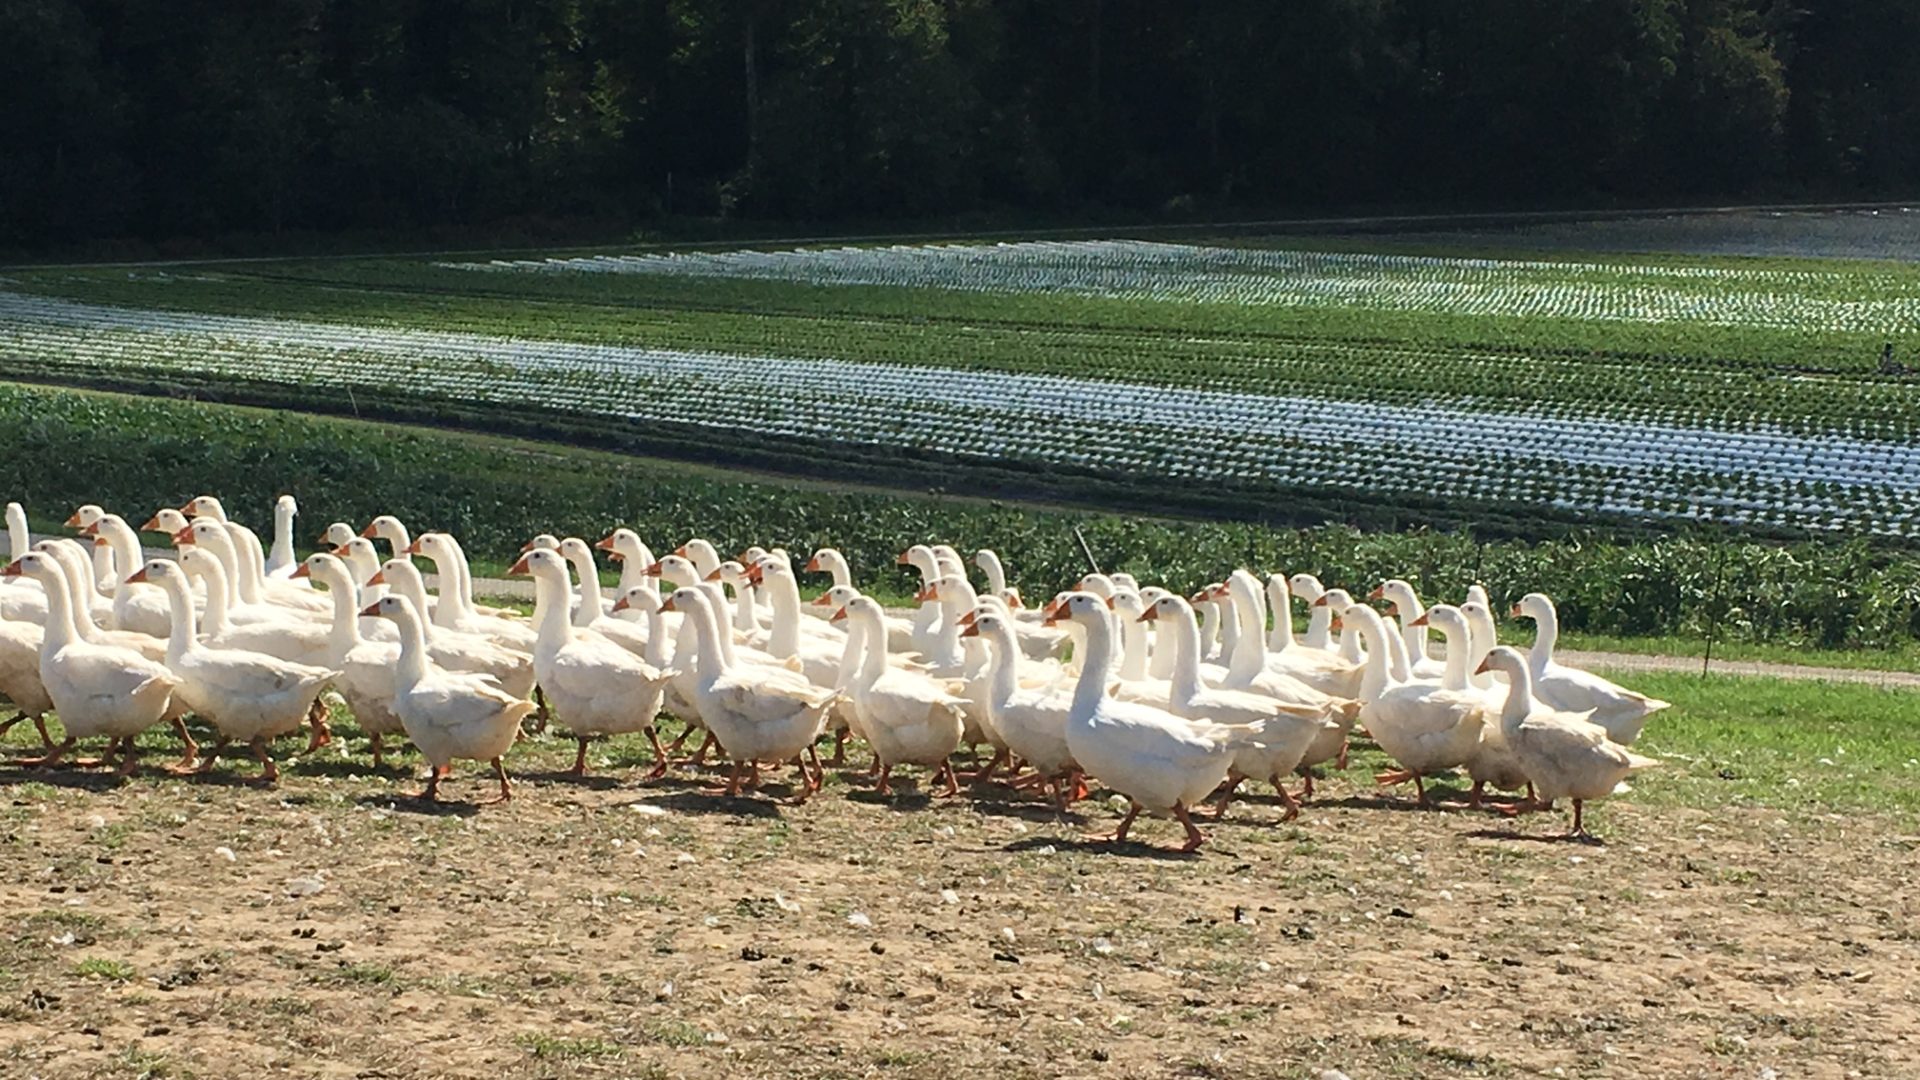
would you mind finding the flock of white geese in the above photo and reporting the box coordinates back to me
[0,495,1669,850]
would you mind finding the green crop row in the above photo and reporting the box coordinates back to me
[4,381,1918,651]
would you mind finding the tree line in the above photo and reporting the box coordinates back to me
[4,0,1916,248]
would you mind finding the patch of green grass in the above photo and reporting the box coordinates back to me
[324,962,397,987]
[644,1018,708,1048]
[1619,671,1920,815]
[109,1044,182,1080]
[1553,630,1920,674]
[515,1031,625,1059]
[72,957,136,981]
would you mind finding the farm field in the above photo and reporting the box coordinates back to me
[2,672,1917,1080]
[7,216,1920,539]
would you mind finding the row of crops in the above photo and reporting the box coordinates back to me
[4,289,1919,536]
[443,239,1920,334]
[8,381,1920,649]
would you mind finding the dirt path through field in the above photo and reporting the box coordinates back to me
[2,752,1916,1079]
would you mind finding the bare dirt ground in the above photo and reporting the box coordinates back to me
[1,724,1916,1080]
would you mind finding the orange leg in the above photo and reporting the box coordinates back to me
[805,745,825,791]
[1335,738,1349,770]
[190,737,230,776]
[0,711,55,753]
[303,699,332,754]
[644,726,671,779]
[1096,799,1142,844]
[1171,802,1207,853]
[1211,773,1247,821]
[20,736,77,770]
[965,747,1011,786]
[416,764,447,802]
[1566,799,1589,839]
[530,687,550,733]
[936,760,961,798]
[249,736,280,784]
[569,736,591,776]
[478,758,513,805]
[168,718,200,772]
[689,731,717,767]
[114,737,140,779]
[874,763,894,797]
[1295,767,1316,802]
[1270,775,1301,822]
[828,729,848,768]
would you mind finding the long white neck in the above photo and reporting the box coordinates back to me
[1436,624,1470,691]
[832,610,866,690]
[638,600,668,667]
[1395,589,1430,661]
[766,573,803,657]
[383,523,412,560]
[1147,614,1176,680]
[693,583,738,665]
[389,604,432,689]
[1528,604,1558,673]
[231,527,269,605]
[1117,607,1148,681]
[1226,574,1268,682]
[978,551,1007,596]
[565,550,605,628]
[1265,576,1296,652]
[530,567,573,655]
[1196,600,1221,658]
[200,532,246,605]
[158,574,201,664]
[983,623,1018,711]
[442,537,479,626]
[1166,608,1206,704]
[31,566,78,653]
[321,567,363,658]
[51,549,105,642]
[1069,613,1118,721]
[1351,616,1396,703]
[269,502,297,573]
[1499,661,1536,735]
[1217,592,1241,664]
[855,607,891,687]
[5,505,28,563]
[386,564,437,632]
[727,577,756,633]
[822,551,850,589]
[104,522,144,590]
[617,539,657,597]
[89,541,114,595]
[1468,613,1497,688]
[196,560,235,637]
[683,595,731,682]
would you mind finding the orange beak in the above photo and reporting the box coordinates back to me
[914,585,937,603]
[1368,585,1386,601]
[810,590,833,606]
[1408,612,1430,628]
[703,568,724,582]
[63,512,83,528]
[140,515,163,532]
[519,539,540,554]
[1138,606,1159,622]
[894,550,912,566]
[958,610,979,628]
[79,522,100,538]
[673,544,689,557]
[507,555,532,576]
[359,601,382,617]
[171,526,196,546]
[177,499,197,513]
[367,569,388,586]
[595,535,618,552]
[804,555,823,573]
[641,561,665,578]
[328,545,351,558]
[127,565,152,584]
[1104,596,1116,610]
[1006,594,1025,610]
[290,563,311,580]
[959,623,980,638]
[403,539,423,556]
[92,537,109,549]
[0,559,19,577]
[1510,603,1523,618]
[745,565,765,585]
[610,596,631,614]
[1331,616,1344,632]
[830,606,849,623]
[660,594,678,613]
[1312,595,1328,607]
[1474,657,1492,675]
[359,523,378,539]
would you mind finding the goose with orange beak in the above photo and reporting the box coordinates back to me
[1509,593,1668,745]
[836,595,967,798]
[1474,646,1659,839]
[659,586,833,802]
[511,548,677,777]
[361,592,534,804]
[1411,605,1529,809]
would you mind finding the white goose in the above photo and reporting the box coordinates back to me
[1216,571,1359,714]
[1048,592,1270,853]
[513,548,676,776]
[1374,579,1446,679]
[556,537,651,656]
[363,593,536,803]
[1411,605,1528,808]
[1143,594,1337,821]
[596,528,660,607]
[79,515,174,637]
[963,612,1080,805]
[0,591,52,750]
[2,553,179,775]
[265,495,305,580]
[1287,573,1335,650]
[130,559,337,783]
[835,595,967,797]
[1512,593,1669,744]
[1339,605,1487,807]
[661,587,834,800]
[368,559,537,704]
[1262,572,1364,697]
[295,554,408,766]
[408,533,539,652]
[1,502,49,624]
[1477,646,1659,838]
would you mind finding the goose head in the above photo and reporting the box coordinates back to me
[180,495,226,521]
[644,554,700,589]
[520,534,560,554]
[359,593,420,623]
[64,505,106,530]
[1475,645,1528,679]
[811,583,861,611]
[2,550,65,588]
[292,552,352,589]
[1372,578,1419,613]
[142,508,190,536]
[674,538,721,575]
[1288,573,1326,603]
[506,546,570,584]
[1076,573,1115,599]
[1044,591,1107,628]
[362,514,408,545]
[409,532,457,563]
[706,559,748,587]
[125,558,189,589]
[319,521,356,548]
[1512,592,1555,622]
[610,585,664,616]
[1410,603,1469,642]
[1144,593,1194,624]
